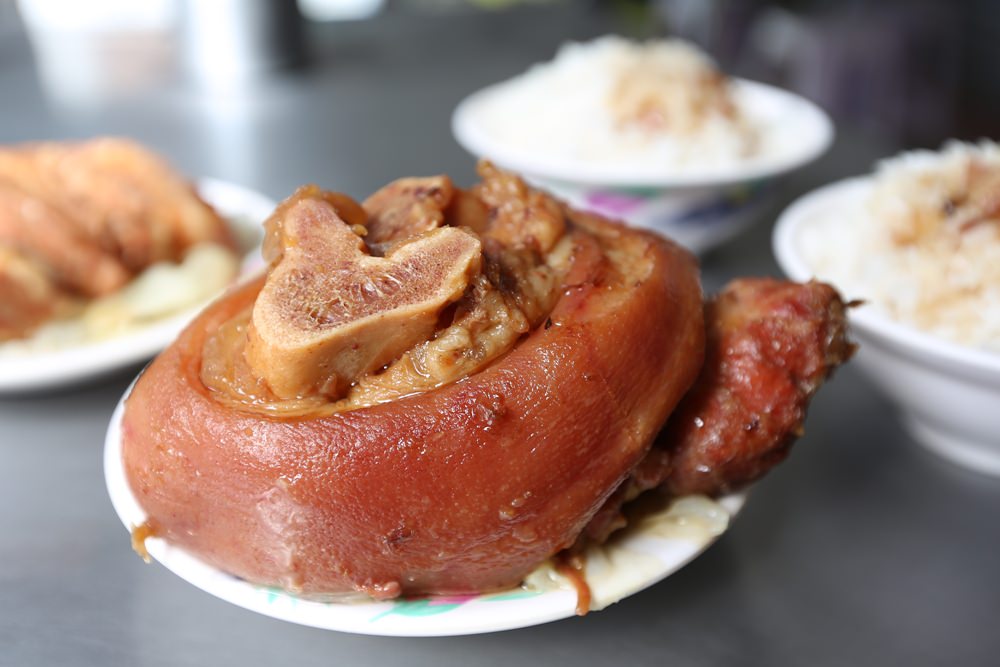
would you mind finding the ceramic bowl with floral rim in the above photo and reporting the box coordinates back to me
[453,79,832,254]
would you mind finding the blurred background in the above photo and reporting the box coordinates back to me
[0,0,996,198]
[3,5,1000,664]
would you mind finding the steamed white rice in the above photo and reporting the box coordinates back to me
[469,36,760,170]
[800,140,1000,353]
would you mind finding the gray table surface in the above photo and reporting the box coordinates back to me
[2,7,999,667]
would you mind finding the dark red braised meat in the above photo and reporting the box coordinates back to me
[585,278,855,543]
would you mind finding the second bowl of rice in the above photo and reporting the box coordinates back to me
[773,140,1000,476]
[452,36,832,253]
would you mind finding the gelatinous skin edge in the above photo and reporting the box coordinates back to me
[121,216,704,598]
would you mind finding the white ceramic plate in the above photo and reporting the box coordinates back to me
[452,79,833,188]
[105,387,746,636]
[0,179,275,392]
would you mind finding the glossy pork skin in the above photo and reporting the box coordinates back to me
[121,219,704,598]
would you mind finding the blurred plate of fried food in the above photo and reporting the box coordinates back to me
[0,139,275,391]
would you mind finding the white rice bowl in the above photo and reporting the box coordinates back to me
[798,140,1000,354]
[452,35,832,186]
[469,36,755,168]
[773,142,1000,476]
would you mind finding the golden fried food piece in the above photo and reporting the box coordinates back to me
[0,138,234,341]
[0,247,59,340]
